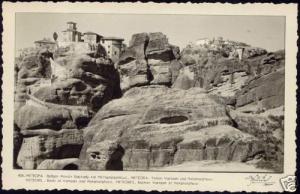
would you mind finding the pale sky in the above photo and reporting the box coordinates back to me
[16,13,285,52]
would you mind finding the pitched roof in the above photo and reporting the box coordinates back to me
[83,31,102,36]
[102,36,124,41]
[34,39,56,44]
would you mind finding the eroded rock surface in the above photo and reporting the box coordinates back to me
[15,48,53,109]
[80,86,266,170]
[14,43,121,169]
[236,68,284,111]
[172,43,285,172]
[175,44,284,108]
[33,45,121,112]
[14,35,285,172]
[17,128,83,169]
[117,32,180,91]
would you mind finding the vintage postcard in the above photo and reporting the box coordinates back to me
[1,2,298,192]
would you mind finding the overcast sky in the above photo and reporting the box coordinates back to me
[16,13,285,52]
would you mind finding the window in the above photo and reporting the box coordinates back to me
[114,51,117,55]
[108,51,110,54]
[102,40,105,43]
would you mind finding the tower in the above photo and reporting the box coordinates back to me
[67,22,77,31]
[62,22,78,42]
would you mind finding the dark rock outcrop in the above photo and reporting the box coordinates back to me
[236,68,284,111]
[17,128,83,169]
[14,43,122,169]
[176,45,284,107]
[171,43,285,172]
[14,103,88,169]
[117,32,180,91]
[15,48,53,109]
[32,46,121,112]
[228,106,284,172]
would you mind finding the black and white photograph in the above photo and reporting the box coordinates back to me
[1,2,298,192]
[12,12,286,173]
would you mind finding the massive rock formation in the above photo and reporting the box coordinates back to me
[79,86,266,170]
[33,44,121,112]
[14,43,121,169]
[117,32,180,91]
[236,68,284,111]
[171,42,285,172]
[14,102,88,169]
[14,48,54,169]
[78,38,285,172]
[177,44,284,106]
[14,35,285,172]
[15,48,53,109]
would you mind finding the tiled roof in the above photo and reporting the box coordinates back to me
[83,31,102,36]
[103,36,124,41]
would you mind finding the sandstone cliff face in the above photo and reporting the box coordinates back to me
[236,68,284,111]
[117,32,180,91]
[172,44,285,172]
[15,48,53,109]
[14,103,87,169]
[79,86,266,170]
[228,106,284,172]
[14,43,121,169]
[14,49,54,169]
[14,35,285,172]
[177,45,284,106]
[33,45,121,112]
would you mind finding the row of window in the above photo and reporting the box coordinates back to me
[107,51,118,55]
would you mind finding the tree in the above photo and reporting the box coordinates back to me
[53,32,58,41]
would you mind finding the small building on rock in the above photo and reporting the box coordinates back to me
[61,22,82,42]
[83,32,103,44]
[101,37,124,62]
[34,38,57,51]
